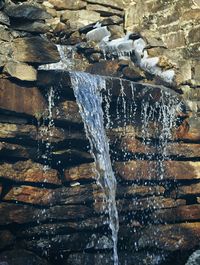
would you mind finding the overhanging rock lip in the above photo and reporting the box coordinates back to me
[37,69,188,113]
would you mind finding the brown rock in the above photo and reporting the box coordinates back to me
[116,185,165,198]
[171,183,200,197]
[4,61,37,81]
[0,123,38,141]
[0,230,14,250]
[53,100,82,124]
[114,161,200,180]
[150,204,200,223]
[182,9,200,21]
[0,79,46,116]
[4,183,99,206]
[95,196,185,214]
[4,186,55,206]
[0,202,93,224]
[86,60,120,77]
[138,223,200,251]
[49,0,86,10]
[175,116,200,141]
[0,160,61,185]
[163,31,186,49]
[0,123,85,146]
[113,133,200,158]
[64,163,97,181]
[13,36,60,64]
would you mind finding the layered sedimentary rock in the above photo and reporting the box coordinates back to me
[0,0,199,265]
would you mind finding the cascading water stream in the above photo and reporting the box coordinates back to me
[70,72,119,265]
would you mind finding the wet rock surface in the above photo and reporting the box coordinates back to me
[0,0,199,264]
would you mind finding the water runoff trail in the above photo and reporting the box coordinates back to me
[70,72,119,265]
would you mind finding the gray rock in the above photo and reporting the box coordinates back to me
[0,0,5,10]
[185,250,200,265]
[5,4,52,20]
[11,21,50,33]
[0,11,10,26]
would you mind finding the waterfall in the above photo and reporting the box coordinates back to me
[70,72,119,265]
[38,45,76,71]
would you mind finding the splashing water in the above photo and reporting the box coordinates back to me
[70,71,119,265]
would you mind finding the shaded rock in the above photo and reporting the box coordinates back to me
[0,0,5,10]
[0,160,61,185]
[122,66,145,81]
[0,79,46,116]
[0,230,14,250]
[149,204,200,224]
[171,183,200,197]
[21,233,112,254]
[96,197,186,214]
[186,250,200,265]
[114,161,200,180]
[4,61,37,81]
[53,100,82,124]
[49,0,87,10]
[87,4,124,17]
[65,251,169,265]
[0,11,10,26]
[13,36,60,64]
[0,142,37,160]
[11,20,50,33]
[0,249,50,265]
[138,223,200,251]
[5,4,52,20]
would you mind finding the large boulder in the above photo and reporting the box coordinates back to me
[4,61,37,81]
[5,4,52,20]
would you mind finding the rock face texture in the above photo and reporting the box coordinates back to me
[0,1,199,265]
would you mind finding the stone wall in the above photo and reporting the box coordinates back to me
[0,0,200,265]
